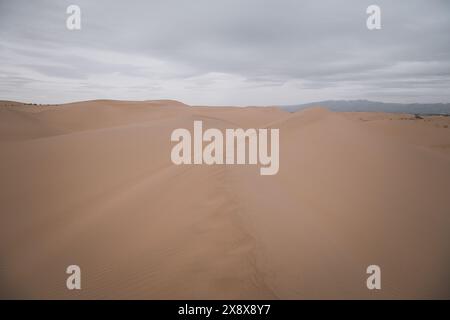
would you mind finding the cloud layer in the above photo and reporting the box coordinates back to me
[1,0,449,105]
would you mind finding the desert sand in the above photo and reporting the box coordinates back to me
[0,99,449,299]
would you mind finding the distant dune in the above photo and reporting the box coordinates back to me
[1,100,450,299]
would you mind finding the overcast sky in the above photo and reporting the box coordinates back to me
[1,0,449,105]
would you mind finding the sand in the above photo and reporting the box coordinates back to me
[0,100,449,299]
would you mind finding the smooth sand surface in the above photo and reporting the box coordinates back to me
[1,100,449,299]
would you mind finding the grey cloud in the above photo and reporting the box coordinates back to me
[0,0,449,104]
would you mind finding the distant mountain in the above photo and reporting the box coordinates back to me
[281,100,450,115]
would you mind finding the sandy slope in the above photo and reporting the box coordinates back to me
[0,100,449,299]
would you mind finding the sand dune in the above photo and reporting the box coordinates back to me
[1,100,449,299]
